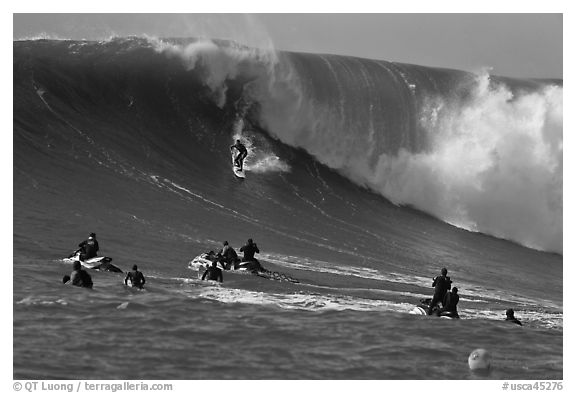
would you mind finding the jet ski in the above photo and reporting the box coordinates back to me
[63,250,123,273]
[188,251,299,283]
[409,298,459,319]
[188,251,259,276]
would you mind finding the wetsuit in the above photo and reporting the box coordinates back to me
[239,242,263,272]
[218,245,239,269]
[240,242,259,261]
[78,238,99,261]
[428,275,452,315]
[231,143,248,170]
[506,316,522,326]
[70,269,93,288]
[125,270,146,289]
[202,266,223,282]
[441,291,459,317]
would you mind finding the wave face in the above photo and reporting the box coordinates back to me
[283,57,562,254]
[155,38,563,253]
[13,37,562,256]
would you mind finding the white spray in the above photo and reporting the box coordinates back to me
[153,35,562,253]
[369,73,562,252]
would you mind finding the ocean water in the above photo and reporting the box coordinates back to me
[13,38,562,380]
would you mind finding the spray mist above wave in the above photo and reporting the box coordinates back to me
[153,37,280,108]
[259,58,561,254]
[370,73,562,253]
[152,37,562,253]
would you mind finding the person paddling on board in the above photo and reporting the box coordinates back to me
[505,308,522,326]
[217,241,239,270]
[428,267,452,315]
[440,287,460,318]
[125,264,146,289]
[63,260,93,288]
[239,238,264,272]
[77,232,99,261]
[230,139,248,171]
[202,261,224,282]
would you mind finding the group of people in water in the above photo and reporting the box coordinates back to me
[201,238,263,282]
[425,267,459,318]
[63,232,146,289]
[63,259,146,289]
[64,233,263,288]
[425,267,522,325]
[65,233,522,325]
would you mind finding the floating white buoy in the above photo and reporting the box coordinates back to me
[468,348,491,371]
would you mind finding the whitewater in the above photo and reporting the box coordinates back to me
[13,37,562,379]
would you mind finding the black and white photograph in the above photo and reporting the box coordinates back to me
[10,7,565,386]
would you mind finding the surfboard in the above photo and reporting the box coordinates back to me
[231,149,246,179]
[409,305,457,318]
[62,252,123,273]
[409,306,427,315]
[124,281,144,290]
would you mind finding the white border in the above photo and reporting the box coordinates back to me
[5,3,571,391]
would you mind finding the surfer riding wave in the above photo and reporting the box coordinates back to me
[231,139,248,171]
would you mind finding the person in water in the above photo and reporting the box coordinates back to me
[78,232,99,261]
[63,260,93,288]
[125,264,146,289]
[239,238,264,272]
[230,139,248,171]
[217,241,239,270]
[441,287,460,317]
[202,261,224,282]
[428,267,452,315]
[505,308,522,326]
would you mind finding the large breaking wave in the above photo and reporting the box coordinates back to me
[156,37,562,253]
[15,37,563,253]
